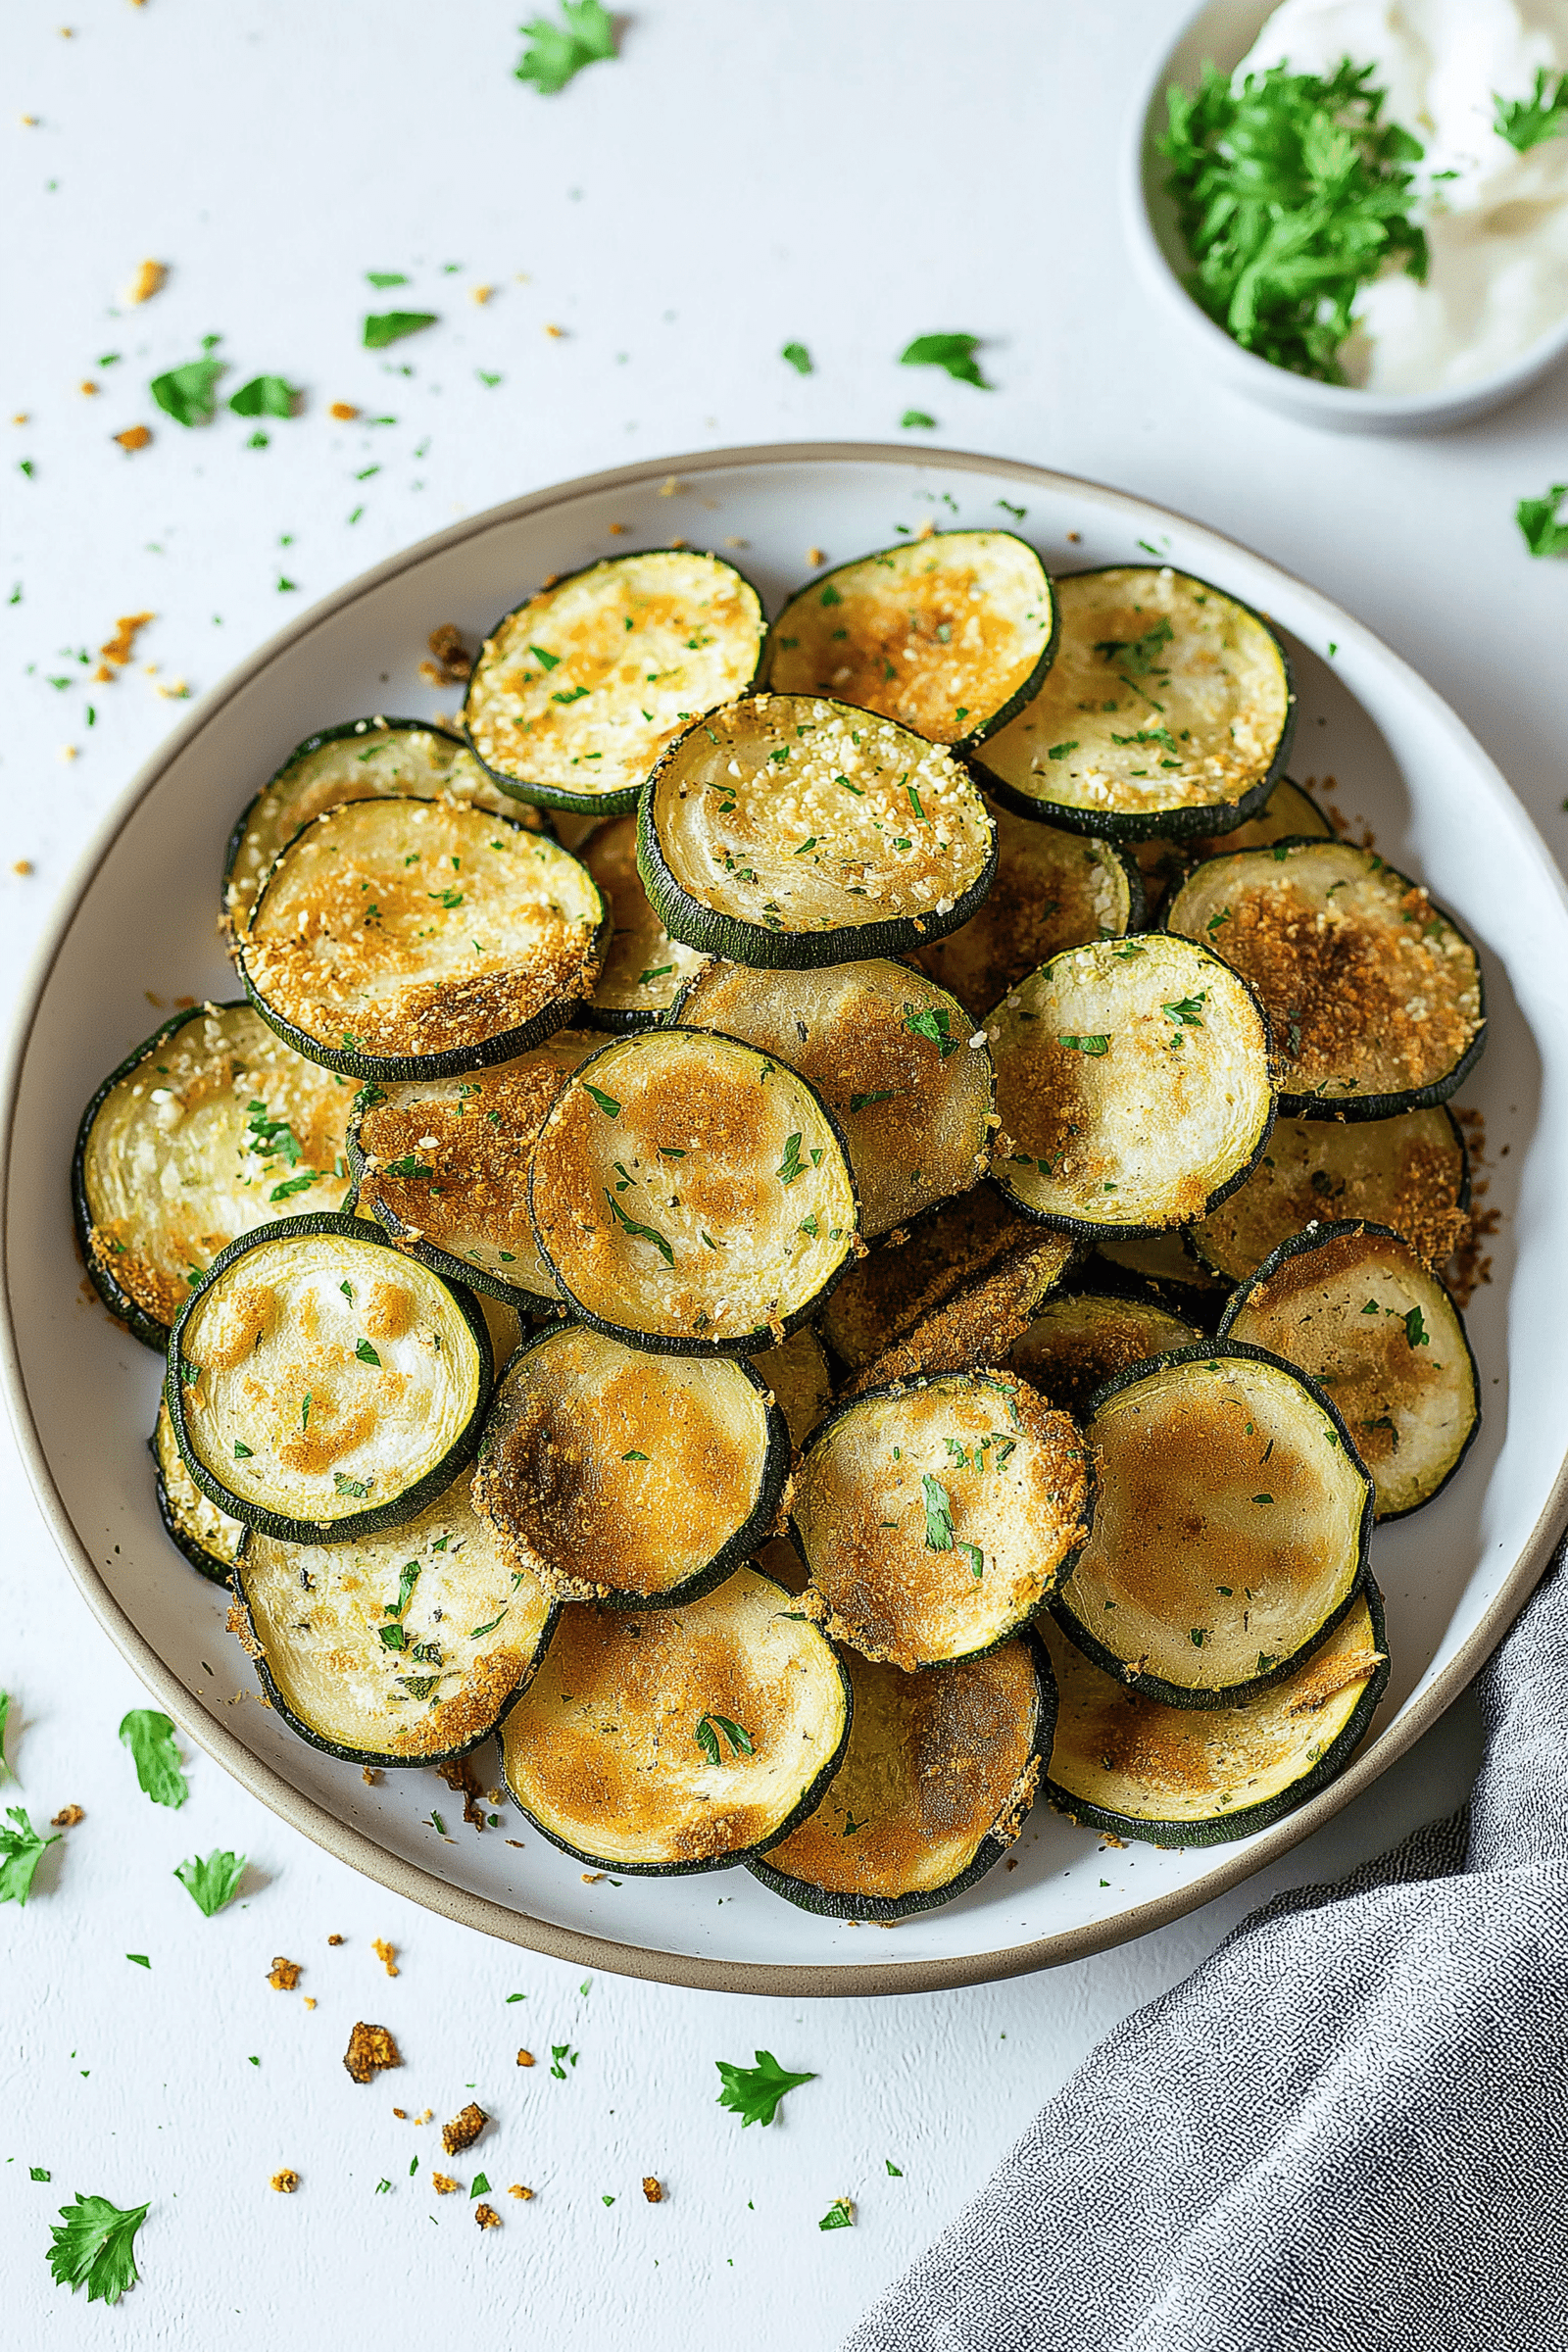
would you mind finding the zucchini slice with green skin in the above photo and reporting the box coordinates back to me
[1132,777,1333,921]
[794,1371,1092,1672]
[498,1565,852,1875]
[1008,1288,1201,1420]
[820,1186,1076,1373]
[221,716,546,939]
[1091,1228,1226,1315]
[528,1029,858,1355]
[1191,1106,1470,1284]
[911,801,1143,1018]
[1041,1579,1389,1847]
[345,1029,598,1305]
[753,1323,832,1450]
[470,1322,788,1608]
[850,1233,1084,1396]
[1217,1222,1480,1520]
[152,1397,246,1585]
[1054,1342,1371,1707]
[578,813,707,1030]
[667,956,993,1241]
[231,1475,556,1768]
[237,798,607,1082]
[74,1001,357,1352]
[760,531,1057,753]
[464,550,766,816]
[749,1632,1054,1920]
[1164,842,1486,1119]
[637,694,997,970]
[987,934,1274,1235]
[974,566,1295,840]
[167,1212,492,1544]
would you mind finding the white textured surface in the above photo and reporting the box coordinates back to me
[3,0,1565,2339]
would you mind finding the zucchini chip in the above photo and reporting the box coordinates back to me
[753,1324,833,1449]
[974,567,1295,839]
[578,813,707,1030]
[637,694,997,969]
[987,935,1274,1235]
[1218,1222,1479,1520]
[1092,1228,1226,1311]
[794,1371,1091,1671]
[74,1001,356,1352]
[168,1213,492,1544]
[669,957,993,1240]
[1042,1582,1388,1846]
[470,1323,788,1608]
[851,1236,1083,1396]
[152,1397,246,1585]
[1192,1107,1469,1283]
[750,1634,1054,1919]
[238,799,606,1081]
[464,550,765,816]
[528,1029,858,1354]
[820,1186,1076,1373]
[1132,777,1333,921]
[499,1565,851,1875]
[222,717,544,939]
[1165,842,1486,1118]
[760,532,1056,751]
[233,1476,556,1768]
[473,1289,527,1379]
[1055,1343,1371,1706]
[346,1030,598,1305]
[912,802,1142,1018]
[1008,1289,1201,1419]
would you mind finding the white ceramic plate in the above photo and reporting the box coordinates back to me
[5,445,1566,1996]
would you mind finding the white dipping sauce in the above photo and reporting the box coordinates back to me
[1237,0,1568,391]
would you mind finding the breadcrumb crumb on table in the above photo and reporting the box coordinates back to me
[372,1937,399,1978]
[516,2049,535,2068]
[431,2172,460,2195]
[642,2178,663,2204]
[807,546,826,567]
[508,2184,534,2201]
[302,1996,317,2011]
[442,2102,488,2156]
[126,259,166,305]
[327,1934,345,1946]
[270,2170,299,2194]
[362,1767,379,1786]
[100,611,153,667]
[50,1802,81,1826]
[342,2022,401,2083]
[328,401,359,420]
[475,2203,501,2230]
[80,380,97,397]
[472,284,494,305]
[114,424,151,453]
[267,1956,302,1991]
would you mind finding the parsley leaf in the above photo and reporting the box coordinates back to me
[118,1710,187,1809]
[1058,1033,1110,1055]
[363,311,437,350]
[1163,994,1206,1028]
[695,1713,754,1766]
[367,270,408,287]
[1494,69,1568,153]
[0,1806,59,1905]
[582,1082,620,1117]
[776,1132,806,1187]
[229,375,300,419]
[1516,484,1568,558]
[1404,1305,1429,1348]
[173,1849,246,1917]
[904,1004,958,1060]
[921,1473,955,1551]
[714,2050,815,2128]
[514,0,615,95]
[900,331,992,388]
[900,409,937,430]
[47,2192,150,2306]
[604,1189,674,1267]
[781,341,813,374]
[150,356,224,428]
[356,1338,382,1366]
[819,2197,855,2230]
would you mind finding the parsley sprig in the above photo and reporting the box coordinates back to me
[118,1711,187,1809]
[1517,484,1568,558]
[0,1805,60,1905]
[515,0,615,94]
[1494,69,1568,154]
[715,2050,815,2128]
[47,2192,150,2306]
[174,1849,246,1917]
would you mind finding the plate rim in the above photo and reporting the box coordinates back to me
[5,437,1565,1997]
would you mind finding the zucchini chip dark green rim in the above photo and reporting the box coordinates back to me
[165,1210,494,1546]
[747,1626,1058,1920]
[1049,1338,1373,1709]
[342,1089,565,1315]
[149,1428,242,1588]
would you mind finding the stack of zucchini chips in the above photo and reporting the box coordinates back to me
[74,537,1486,1917]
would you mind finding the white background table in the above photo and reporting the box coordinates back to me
[3,2,1562,2340]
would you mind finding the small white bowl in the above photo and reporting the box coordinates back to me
[1126,0,1568,434]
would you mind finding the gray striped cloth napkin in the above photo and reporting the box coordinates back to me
[846,1542,1568,2352]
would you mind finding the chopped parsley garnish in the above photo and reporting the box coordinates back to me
[553,684,591,705]
[715,2049,815,2128]
[514,0,615,94]
[1094,615,1172,678]
[118,1710,187,1809]
[245,1099,304,1166]
[47,2191,150,2307]
[781,341,812,374]
[1058,1033,1109,1055]
[380,1152,435,1181]
[233,1440,254,1459]
[921,1473,956,1551]
[229,375,300,419]
[850,1089,897,1111]
[150,352,224,428]
[0,1806,60,1905]
[356,1338,382,1366]
[622,1449,649,1461]
[269,1170,319,1201]
[696,1713,755,1766]
[429,886,465,907]
[819,2197,855,2230]
[900,409,937,430]
[367,270,408,287]
[550,2043,579,2078]
[363,311,437,349]
[605,1190,674,1266]
[904,1004,958,1059]
[334,1472,373,1498]
[776,1133,806,1187]
[1404,1305,1429,1348]
[582,1082,620,1117]
[1046,740,1079,760]
[1516,484,1568,558]
[1494,69,1568,153]
[900,331,991,388]
[173,1848,246,1917]
[1163,994,1206,1027]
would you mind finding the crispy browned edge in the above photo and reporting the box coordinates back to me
[3,442,1561,1997]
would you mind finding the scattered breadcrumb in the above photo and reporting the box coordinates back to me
[431,2173,460,2196]
[329,401,359,420]
[155,676,189,700]
[13,860,33,876]
[472,284,494,305]
[915,514,936,539]
[806,546,826,566]
[60,746,77,761]
[113,425,151,452]
[126,259,167,305]
[441,2102,488,2157]
[1098,1834,1128,1851]
[642,2178,663,2204]
[100,612,154,669]
[414,2109,433,2126]
[475,2203,501,2230]
[668,536,688,549]
[270,2170,299,2193]
[372,1938,399,1979]
[658,477,680,497]
[516,2049,535,2068]
[302,1996,317,2011]
[508,2183,534,2201]
[1066,529,1082,543]
[544,322,564,339]
[393,2107,407,2120]
[505,1839,524,1849]
[327,1934,344,1946]
[50,1803,82,1827]
[362,1767,378,1786]
[80,380,97,397]
[608,521,626,535]
[434,1752,486,1828]
[724,535,748,548]
[581,1872,604,1885]
[342,2022,401,2083]
[21,117,38,128]
[267,1957,302,1991]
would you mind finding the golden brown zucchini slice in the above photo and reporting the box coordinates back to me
[1191,1107,1469,1282]
[221,717,545,938]
[637,694,997,968]
[820,1187,1076,1373]
[464,550,765,816]
[974,567,1295,839]
[232,1475,555,1767]
[912,802,1142,1017]
[74,1001,357,1352]
[1042,1581,1388,1846]
[578,813,707,1030]
[668,956,993,1241]
[498,1565,851,1874]
[987,934,1274,1235]
[850,1237,1083,1396]
[470,1322,788,1608]
[1130,777,1333,921]
[237,798,606,1081]
[760,531,1056,751]
[753,1324,833,1449]
[794,1371,1091,1671]
[1008,1288,1201,1419]
[346,1030,598,1304]
[1055,1343,1371,1706]
[528,1029,858,1354]
[167,1213,492,1544]
[749,1634,1053,1918]
[1164,842,1486,1118]
[152,1397,247,1585]
[1217,1222,1480,1519]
